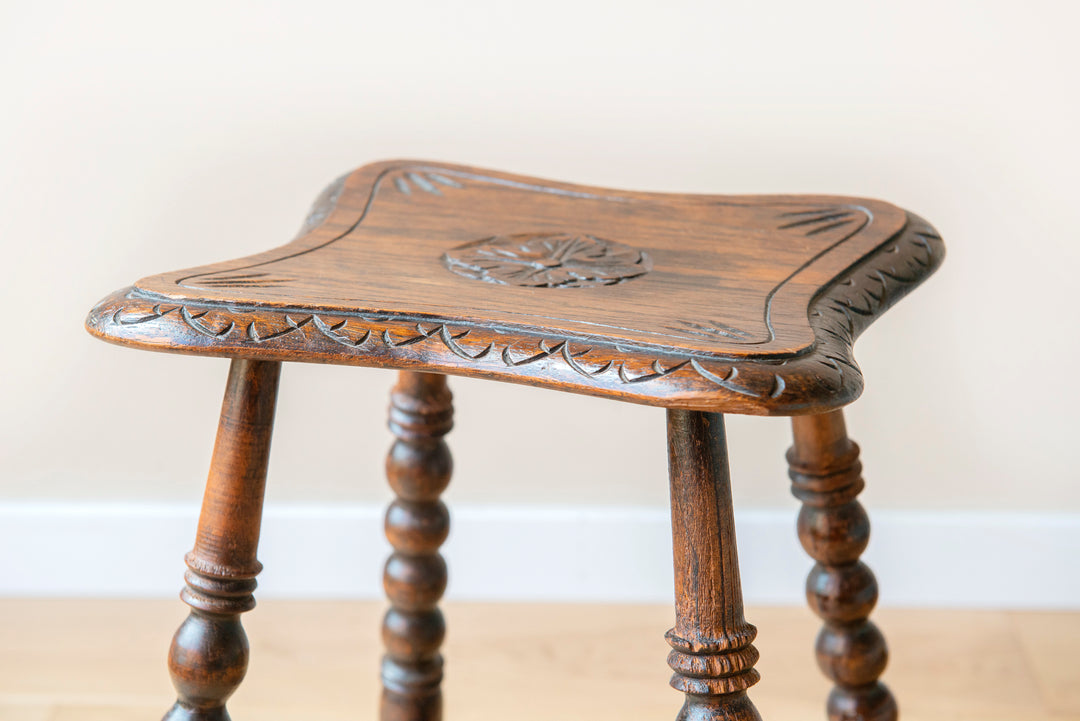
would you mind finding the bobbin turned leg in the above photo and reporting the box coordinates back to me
[788,409,896,721]
[666,410,762,721]
[381,372,453,721]
[164,359,281,721]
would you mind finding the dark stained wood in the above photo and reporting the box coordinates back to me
[381,372,453,721]
[666,410,762,721]
[788,409,897,721]
[82,161,944,720]
[165,359,280,721]
[84,160,945,415]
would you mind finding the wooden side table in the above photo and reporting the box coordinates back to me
[85,161,944,721]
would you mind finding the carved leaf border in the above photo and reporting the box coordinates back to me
[87,216,942,412]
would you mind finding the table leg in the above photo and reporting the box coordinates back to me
[666,409,762,721]
[381,372,453,721]
[164,359,281,721]
[789,409,897,721]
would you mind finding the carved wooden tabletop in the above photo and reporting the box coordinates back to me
[85,160,944,414]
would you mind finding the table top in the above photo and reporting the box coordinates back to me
[85,160,944,414]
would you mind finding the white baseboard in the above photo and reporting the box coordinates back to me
[0,502,1076,608]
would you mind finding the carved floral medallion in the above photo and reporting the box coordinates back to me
[442,233,652,288]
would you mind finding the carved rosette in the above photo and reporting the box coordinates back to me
[442,233,652,288]
[85,216,942,415]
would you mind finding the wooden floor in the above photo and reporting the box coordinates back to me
[0,600,1076,721]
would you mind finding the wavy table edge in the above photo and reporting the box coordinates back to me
[84,210,942,416]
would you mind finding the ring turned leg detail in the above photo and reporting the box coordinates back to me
[666,410,763,721]
[788,409,897,721]
[164,359,281,721]
[381,372,453,721]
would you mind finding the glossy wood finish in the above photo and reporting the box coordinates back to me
[667,410,762,721]
[81,161,945,721]
[84,160,945,415]
[788,410,895,721]
[165,359,280,721]
[382,372,453,721]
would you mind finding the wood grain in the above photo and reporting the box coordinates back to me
[4,602,1074,721]
[667,410,762,721]
[789,409,896,721]
[164,359,280,721]
[76,160,949,720]
[382,372,453,721]
[84,160,945,415]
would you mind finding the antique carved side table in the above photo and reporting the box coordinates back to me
[85,161,944,721]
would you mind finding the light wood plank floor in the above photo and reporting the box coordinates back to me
[0,600,1076,720]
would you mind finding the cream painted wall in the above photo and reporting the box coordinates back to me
[1,1,1076,512]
